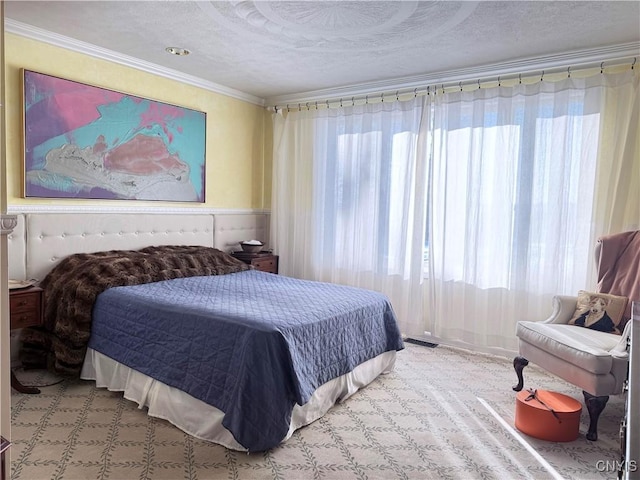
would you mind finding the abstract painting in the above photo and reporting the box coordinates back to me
[23,69,206,202]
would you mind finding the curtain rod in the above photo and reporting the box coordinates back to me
[270,56,637,113]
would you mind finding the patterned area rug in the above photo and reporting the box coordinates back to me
[10,343,625,480]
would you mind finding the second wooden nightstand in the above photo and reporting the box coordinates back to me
[231,251,279,274]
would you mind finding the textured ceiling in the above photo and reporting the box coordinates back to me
[4,1,640,103]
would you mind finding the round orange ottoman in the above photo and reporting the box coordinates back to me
[515,389,582,442]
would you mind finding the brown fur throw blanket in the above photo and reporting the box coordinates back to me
[20,245,251,376]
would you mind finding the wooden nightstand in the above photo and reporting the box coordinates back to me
[231,251,279,274]
[9,285,44,394]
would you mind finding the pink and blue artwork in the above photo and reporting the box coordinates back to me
[23,70,206,202]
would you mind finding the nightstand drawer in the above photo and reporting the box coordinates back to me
[10,287,43,330]
[10,291,41,313]
[231,252,279,274]
[252,257,278,274]
[10,309,41,329]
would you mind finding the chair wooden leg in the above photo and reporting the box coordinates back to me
[512,356,529,392]
[583,391,609,441]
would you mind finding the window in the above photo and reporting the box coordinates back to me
[313,105,423,278]
[429,89,599,292]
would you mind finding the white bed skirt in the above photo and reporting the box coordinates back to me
[80,348,397,451]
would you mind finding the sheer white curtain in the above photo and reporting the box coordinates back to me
[271,69,638,354]
[271,98,429,333]
[592,71,640,233]
[424,70,640,353]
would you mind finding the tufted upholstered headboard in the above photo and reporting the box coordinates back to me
[8,214,26,280]
[8,212,270,282]
[214,214,268,253]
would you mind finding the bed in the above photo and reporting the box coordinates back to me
[16,222,404,452]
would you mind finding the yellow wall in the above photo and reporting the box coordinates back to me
[4,33,271,210]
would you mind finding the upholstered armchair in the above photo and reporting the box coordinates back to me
[513,230,640,441]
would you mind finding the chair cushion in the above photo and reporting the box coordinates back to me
[568,290,628,334]
[516,322,621,375]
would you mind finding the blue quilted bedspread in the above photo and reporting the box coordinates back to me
[88,269,404,451]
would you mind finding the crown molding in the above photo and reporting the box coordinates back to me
[4,19,265,107]
[6,18,638,111]
[265,42,640,107]
[7,205,271,216]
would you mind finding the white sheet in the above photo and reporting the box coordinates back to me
[81,348,396,451]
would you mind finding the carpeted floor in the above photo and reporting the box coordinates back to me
[10,343,625,480]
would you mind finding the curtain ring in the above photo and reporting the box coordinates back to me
[477,79,481,89]
[567,66,571,78]
[326,99,329,109]
[315,101,318,110]
[632,57,636,70]
[600,62,605,74]
[414,88,418,98]
[340,98,343,107]
[352,96,355,106]
[381,92,384,103]
[441,84,445,94]
[519,73,522,84]
[286,104,290,113]
[365,95,369,104]
[298,103,301,111]
[497,76,501,87]
[306,102,310,111]
[274,106,278,114]
[459,81,462,92]
[396,90,399,101]
[540,70,544,82]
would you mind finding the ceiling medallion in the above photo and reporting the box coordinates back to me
[198,1,478,51]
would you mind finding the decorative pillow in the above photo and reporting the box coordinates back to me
[568,290,628,335]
